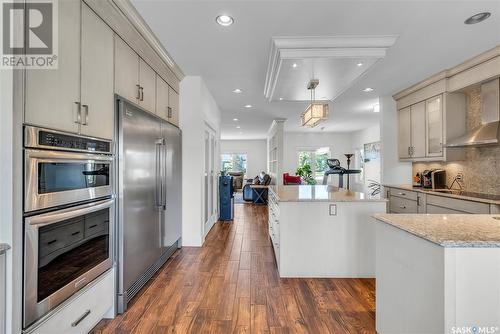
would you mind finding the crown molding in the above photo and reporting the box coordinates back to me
[112,0,184,80]
[393,45,500,100]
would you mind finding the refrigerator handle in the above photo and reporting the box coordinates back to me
[162,140,167,209]
[155,139,163,208]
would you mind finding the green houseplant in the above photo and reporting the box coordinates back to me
[296,164,316,185]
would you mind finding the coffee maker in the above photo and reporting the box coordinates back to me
[422,169,446,189]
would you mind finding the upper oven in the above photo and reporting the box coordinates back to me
[24,126,113,212]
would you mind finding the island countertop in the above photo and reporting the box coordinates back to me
[269,185,387,203]
[373,213,500,247]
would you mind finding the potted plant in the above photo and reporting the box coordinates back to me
[296,164,316,185]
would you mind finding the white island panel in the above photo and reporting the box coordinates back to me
[279,201,386,277]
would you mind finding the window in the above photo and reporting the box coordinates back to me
[297,147,331,184]
[221,153,247,173]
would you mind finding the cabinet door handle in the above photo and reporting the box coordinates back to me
[71,309,91,327]
[82,104,89,125]
[167,106,172,118]
[397,192,406,196]
[407,147,410,156]
[74,102,81,124]
[140,87,144,101]
[416,196,420,206]
[136,84,141,100]
[399,205,406,209]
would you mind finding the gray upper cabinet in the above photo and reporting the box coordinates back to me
[156,74,180,126]
[25,1,114,140]
[114,36,140,103]
[156,75,169,121]
[139,59,156,113]
[397,94,450,161]
[398,107,411,159]
[114,37,157,114]
[80,4,114,139]
[168,87,179,126]
[426,95,443,157]
[25,0,81,134]
[410,101,426,158]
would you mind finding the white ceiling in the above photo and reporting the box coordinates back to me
[131,0,500,140]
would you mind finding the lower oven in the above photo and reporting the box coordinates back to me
[23,198,114,328]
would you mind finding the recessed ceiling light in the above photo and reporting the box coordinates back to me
[279,97,283,101]
[373,104,380,113]
[244,104,252,108]
[236,126,241,129]
[216,15,234,26]
[357,62,364,67]
[363,87,374,92]
[292,63,298,68]
[464,12,491,24]
[233,118,238,121]
[232,88,242,94]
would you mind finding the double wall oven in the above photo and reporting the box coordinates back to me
[23,126,114,328]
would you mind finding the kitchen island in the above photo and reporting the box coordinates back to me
[374,214,500,334]
[268,185,387,277]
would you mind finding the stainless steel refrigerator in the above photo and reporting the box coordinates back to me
[116,99,182,313]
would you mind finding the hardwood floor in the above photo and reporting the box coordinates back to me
[92,204,376,334]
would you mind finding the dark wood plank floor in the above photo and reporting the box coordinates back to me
[92,204,376,333]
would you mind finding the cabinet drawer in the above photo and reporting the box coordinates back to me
[389,188,418,201]
[426,204,468,214]
[31,270,113,334]
[389,196,418,213]
[426,195,490,214]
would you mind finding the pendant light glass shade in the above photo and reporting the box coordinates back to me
[301,103,329,127]
[301,79,329,128]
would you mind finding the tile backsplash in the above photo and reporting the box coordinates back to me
[413,87,500,195]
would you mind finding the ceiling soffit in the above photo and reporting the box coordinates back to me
[264,35,398,102]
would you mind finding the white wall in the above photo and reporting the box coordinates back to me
[351,124,381,191]
[180,76,221,247]
[282,132,353,184]
[380,96,412,185]
[220,140,267,178]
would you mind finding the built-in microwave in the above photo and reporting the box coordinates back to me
[23,198,114,328]
[24,126,113,212]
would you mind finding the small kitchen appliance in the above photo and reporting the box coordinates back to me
[422,169,446,189]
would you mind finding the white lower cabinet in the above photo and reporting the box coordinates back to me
[30,269,113,334]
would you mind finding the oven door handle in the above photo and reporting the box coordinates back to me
[25,149,113,162]
[27,199,114,227]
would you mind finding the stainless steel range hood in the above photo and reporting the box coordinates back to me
[446,78,500,147]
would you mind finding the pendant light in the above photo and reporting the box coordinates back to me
[301,79,329,128]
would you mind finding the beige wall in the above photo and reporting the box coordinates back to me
[413,87,500,194]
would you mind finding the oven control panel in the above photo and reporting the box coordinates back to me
[38,130,111,153]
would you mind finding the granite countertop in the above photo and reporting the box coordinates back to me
[373,214,500,247]
[269,185,387,203]
[0,243,10,255]
[384,184,500,205]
